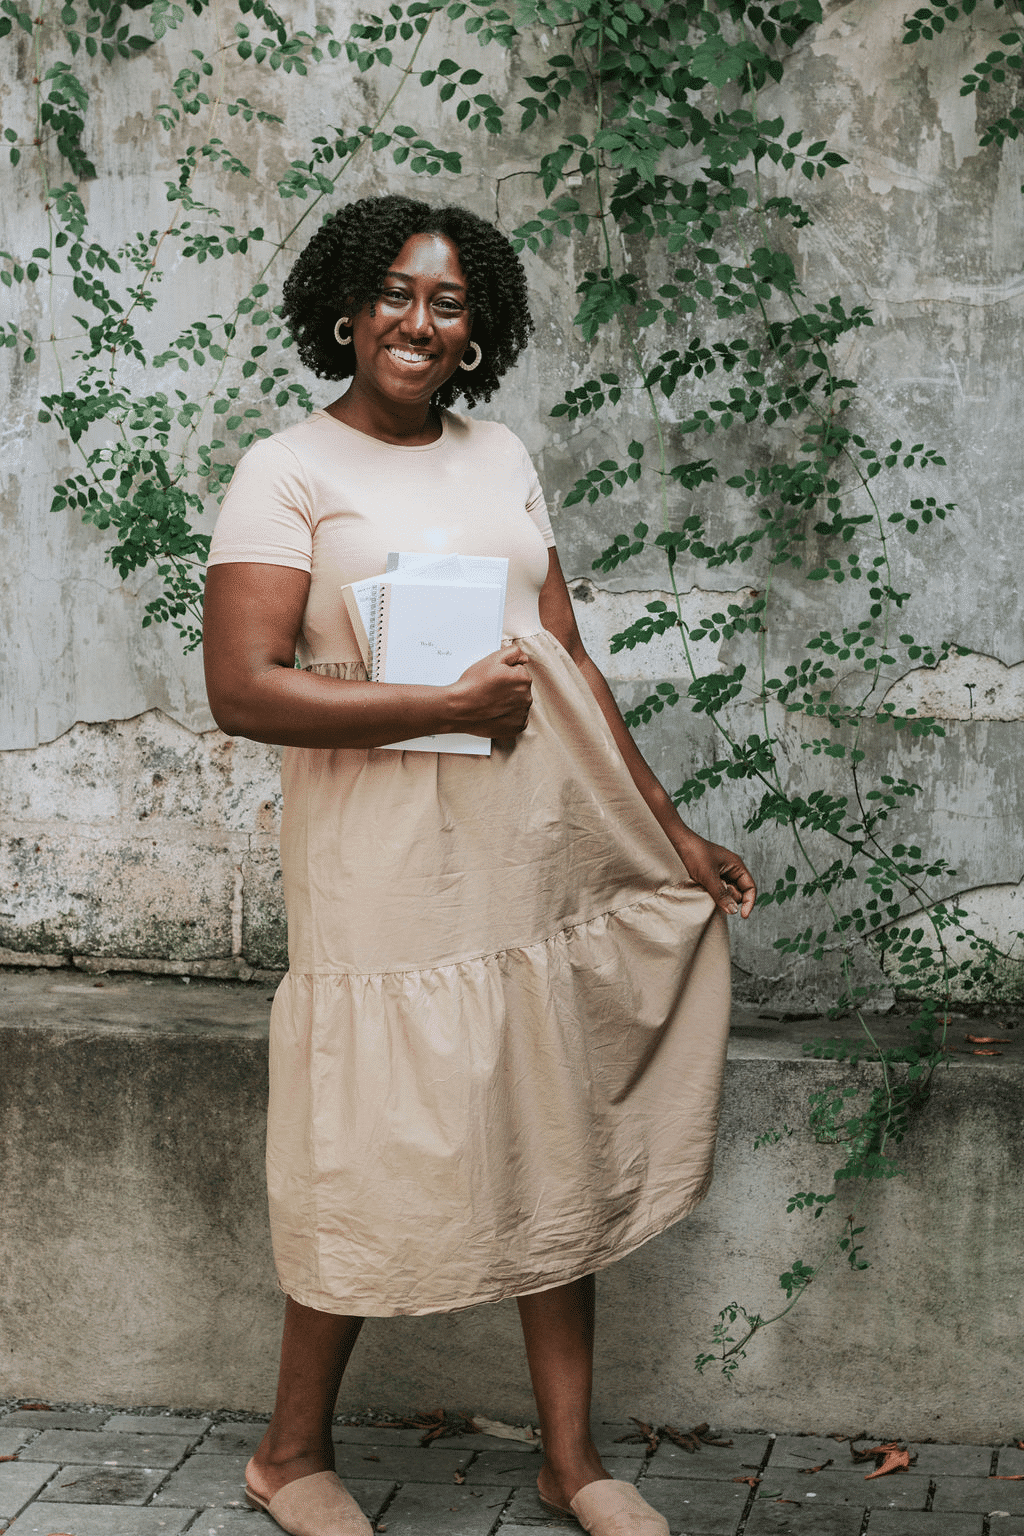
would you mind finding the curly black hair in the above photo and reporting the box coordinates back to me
[281,194,534,409]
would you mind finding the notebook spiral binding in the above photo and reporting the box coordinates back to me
[367,582,384,681]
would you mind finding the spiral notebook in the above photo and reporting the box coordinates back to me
[341,553,508,755]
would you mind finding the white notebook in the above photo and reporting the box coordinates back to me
[341,553,509,756]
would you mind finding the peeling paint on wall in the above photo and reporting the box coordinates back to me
[880,652,1024,721]
[882,877,1024,1000]
[568,578,749,681]
[0,712,285,972]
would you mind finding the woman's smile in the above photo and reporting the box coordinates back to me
[385,344,437,367]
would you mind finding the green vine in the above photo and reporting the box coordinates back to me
[3,0,1022,1374]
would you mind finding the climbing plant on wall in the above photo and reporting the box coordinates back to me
[2,0,1020,1372]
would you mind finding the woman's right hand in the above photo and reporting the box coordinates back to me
[446,646,533,740]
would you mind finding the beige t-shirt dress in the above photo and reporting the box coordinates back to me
[208,407,731,1316]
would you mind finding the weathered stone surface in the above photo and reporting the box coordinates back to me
[332,1444,472,1484]
[744,1504,884,1535]
[2,973,1023,1442]
[0,1463,61,1521]
[472,1453,646,1492]
[240,841,288,971]
[332,1424,425,1447]
[762,1472,931,1510]
[767,1436,848,1475]
[335,1480,396,1522]
[0,712,282,968]
[37,1463,167,1503]
[20,1430,196,1467]
[867,1516,984,1536]
[372,1482,513,1536]
[633,1475,751,1534]
[905,1443,994,1478]
[0,1411,110,1430]
[492,1527,572,1535]
[4,1503,195,1535]
[998,1446,1024,1477]
[932,1477,1024,1514]
[150,1453,251,1507]
[0,975,276,1415]
[496,1494,576,1528]
[0,1428,34,1456]
[0,823,238,959]
[181,1516,276,1536]
[880,653,1024,722]
[647,1435,772,1481]
[567,579,740,683]
[194,1424,268,1458]
[102,1413,212,1436]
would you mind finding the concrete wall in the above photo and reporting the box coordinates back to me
[1,3,1023,993]
[3,972,1022,1439]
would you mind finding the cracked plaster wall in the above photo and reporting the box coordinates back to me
[1,0,1023,998]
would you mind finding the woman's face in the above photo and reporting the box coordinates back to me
[348,232,473,407]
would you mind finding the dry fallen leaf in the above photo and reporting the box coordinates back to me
[660,1426,697,1453]
[20,1403,52,1412]
[470,1415,539,1443]
[797,1460,833,1474]
[1017,1440,1024,1451]
[850,1438,917,1479]
[850,1439,899,1463]
[966,1034,1011,1043]
[991,1475,1024,1481]
[375,1408,480,1446]
[454,1470,465,1484]
[0,1454,18,1463]
[865,1448,912,1479]
[733,1476,760,1487]
[661,1422,732,1453]
[973,1048,1003,1056]
[628,1418,660,1455]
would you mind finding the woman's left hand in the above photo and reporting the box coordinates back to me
[670,831,757,918]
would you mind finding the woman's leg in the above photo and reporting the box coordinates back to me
[517,1274,612,1510]
[247,1295,365,1501]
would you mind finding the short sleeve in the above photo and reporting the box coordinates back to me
[207,436,315,571]
[518,438,556,549]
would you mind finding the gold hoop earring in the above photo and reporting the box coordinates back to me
[459,341,482,372]
[334,317,352,346]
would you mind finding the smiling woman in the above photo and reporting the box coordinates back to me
[201,192,754,1536]
[330,231,475,440]
[281,194,532,420]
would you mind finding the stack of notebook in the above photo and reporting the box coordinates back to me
[342,552,509,755]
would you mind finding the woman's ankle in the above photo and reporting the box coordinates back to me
[537,1443,610,1506]
[250,1424,335,1483]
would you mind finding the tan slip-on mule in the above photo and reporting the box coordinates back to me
[539,1477,670,1535]
[243,1461,372,1536]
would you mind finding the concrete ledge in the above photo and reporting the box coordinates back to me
[2,970,1022,1440]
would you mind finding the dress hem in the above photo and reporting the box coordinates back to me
[274,1177,713,1318]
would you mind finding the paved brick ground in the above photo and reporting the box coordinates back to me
[1,1405,1022,1536]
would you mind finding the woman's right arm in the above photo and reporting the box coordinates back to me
[203,562,532,748]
